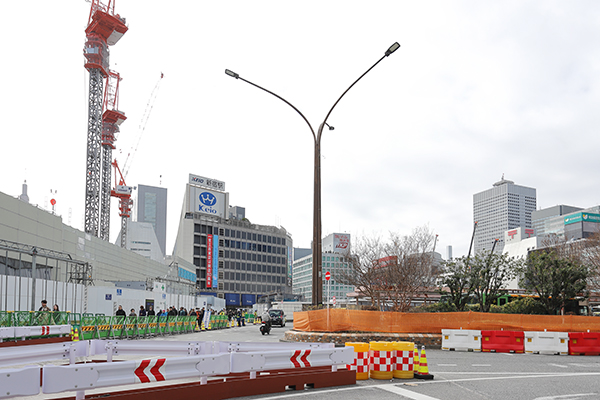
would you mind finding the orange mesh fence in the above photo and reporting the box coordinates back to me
[292,309,600,333]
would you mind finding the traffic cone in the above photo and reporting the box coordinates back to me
[201,321,205,331]
[413,343,420,376]
[415,346,434,380]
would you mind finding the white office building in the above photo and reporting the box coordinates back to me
[473,177,536,254]
[292,233,354,303]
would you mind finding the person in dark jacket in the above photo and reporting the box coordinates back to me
[139,306,146,317]
[116,305,126,316]
[147,306,156,316]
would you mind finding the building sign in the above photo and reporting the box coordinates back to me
[334,233,350,250]
[212,234,219,289]
[189,186,227,217]
[565,212,600,225]
[207,234,213,288]
[189,174,225,191]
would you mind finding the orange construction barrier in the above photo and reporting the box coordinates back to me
[481,330,524,353]
[568,332,600,356]
[292,309,600,334]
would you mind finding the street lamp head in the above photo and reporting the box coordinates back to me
[325,123,334,131]
[385,42,400,57]
[225,69,239,79]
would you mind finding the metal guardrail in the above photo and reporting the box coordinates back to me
[0,340,353,399]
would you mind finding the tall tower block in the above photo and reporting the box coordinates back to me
[83,1,128,237]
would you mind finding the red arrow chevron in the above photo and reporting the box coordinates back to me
[135,359,151,383]
[135,359,166,383]
[300,350,311,367]
[150,358,166,381]
[291,350,311,368]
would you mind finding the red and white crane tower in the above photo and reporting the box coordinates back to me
[83,0,128,238]
[110,159,132,248]
[100,71,127,241]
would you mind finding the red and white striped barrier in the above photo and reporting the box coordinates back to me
[230,347,354,373]
[0,366,42,399]
[14,324,71,338]
[42,354,231,394]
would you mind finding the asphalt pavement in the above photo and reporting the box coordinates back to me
[12,323,600,400]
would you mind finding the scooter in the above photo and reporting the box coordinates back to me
[260,320,271,335]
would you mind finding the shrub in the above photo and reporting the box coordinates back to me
[411,302,458,313]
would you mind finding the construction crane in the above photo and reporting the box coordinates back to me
[111,159,132,248]
[83,0,128,238]
[112,72,164,248]
[100,70,126,241]
[121,73,164,180]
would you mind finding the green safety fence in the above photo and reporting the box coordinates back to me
[147,315,158,335]
[137,316,149,338]
[80,315,98,340]
[157,316,168,335]
[96,315,112,339]
[110,316,125,339]
[124,316,138,338]
[0,311,12,327]
[1,311,202,340]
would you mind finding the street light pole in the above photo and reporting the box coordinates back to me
[225,42,400,306]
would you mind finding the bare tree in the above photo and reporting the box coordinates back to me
[335,235,386,309]
[381,226,438,312]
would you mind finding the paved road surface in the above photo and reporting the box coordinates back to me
[13,324,600,399]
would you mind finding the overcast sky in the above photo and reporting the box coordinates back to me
[2,1,600,258]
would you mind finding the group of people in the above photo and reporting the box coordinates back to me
[38,300,59,312]
[115,305,206,325]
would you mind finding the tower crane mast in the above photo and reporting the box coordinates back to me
[83,0,127,238]
[100,71,126,241]
[110,160,132,248]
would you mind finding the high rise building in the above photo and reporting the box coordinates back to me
[532,205,583,237]
[137,185,168,257]
[172,174,292,306]
[292,233,354,303]
[473,177,536,254]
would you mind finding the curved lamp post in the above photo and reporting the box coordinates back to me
[225,42,400,306]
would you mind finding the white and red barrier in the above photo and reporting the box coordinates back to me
[525,331,568,355]
[42,353,231,394]
[229,347,354,373]
[442,329,482,352]
[14,324,71,338]
[216,341,334,353]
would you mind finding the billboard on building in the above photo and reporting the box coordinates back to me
[333,233,350,251]
[189,174,225,191]
[188,186,227,217]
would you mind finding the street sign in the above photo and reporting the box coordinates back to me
[333,296,336,305]
[325,271,331,281]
